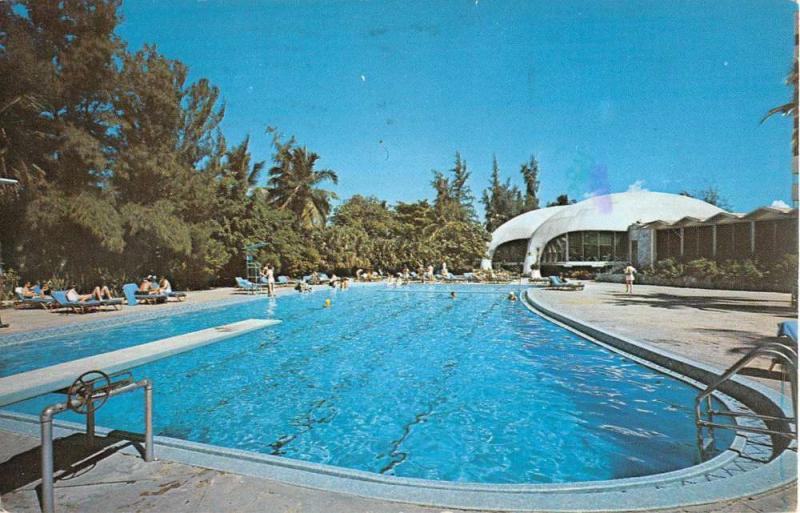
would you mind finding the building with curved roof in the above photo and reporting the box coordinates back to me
[483,191,727,271]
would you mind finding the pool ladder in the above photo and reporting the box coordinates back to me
[695,339,797,459]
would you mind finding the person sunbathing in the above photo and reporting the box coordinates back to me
[21,282,38,298]
[138,277,162,294]
[66,284,113,303]
[159,276,172,293]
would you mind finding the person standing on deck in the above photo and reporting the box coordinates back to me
[266,265,275,296]
[623,263,637,294]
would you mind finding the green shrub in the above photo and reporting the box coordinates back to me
[684,258,719,280]
[652,258,682,279]
[766,253,798,286]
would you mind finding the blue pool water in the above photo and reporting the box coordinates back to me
[1,285,732,483]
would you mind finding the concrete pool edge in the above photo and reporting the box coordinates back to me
[0,286,793,511]
[0,409,794,512]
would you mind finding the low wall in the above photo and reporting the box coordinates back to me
[595,273,792,293]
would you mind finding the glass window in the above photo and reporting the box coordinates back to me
[598,232,613,261]
[568,232,582,261]
[542,235,567,263]
[583,231,599,260]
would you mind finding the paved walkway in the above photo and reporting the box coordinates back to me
[0,282,796,512]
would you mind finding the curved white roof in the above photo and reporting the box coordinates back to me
[527,191,724,254]
[487,205,567,256]
[487,191,726,268]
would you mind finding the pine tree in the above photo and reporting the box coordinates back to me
[520,155,540,212]
[481,155,523,232]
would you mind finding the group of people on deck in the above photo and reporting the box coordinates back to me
[139,275,174,295]
[19,274,174,304]
[20,280,113,303]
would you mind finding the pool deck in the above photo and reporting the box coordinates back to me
[0,286,291,335]
[0,282,796,513]
[528,282,797,393]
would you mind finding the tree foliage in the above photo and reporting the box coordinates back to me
[266,128,338,229]
[0,0,490,288]
[679,186,731,210]
[480,154,543,232]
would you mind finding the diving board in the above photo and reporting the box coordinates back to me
[0,318,278,407]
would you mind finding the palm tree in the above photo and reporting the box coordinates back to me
[761,60,798,153]
[226,136,264,194]
[267,143,338,228]
[761,20,798,206]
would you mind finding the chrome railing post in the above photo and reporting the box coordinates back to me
[144,380,154,462]
[40,402,67,513]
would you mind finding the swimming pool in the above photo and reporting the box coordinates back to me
[1,284,733,484]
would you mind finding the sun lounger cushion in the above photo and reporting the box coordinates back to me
[778,320,798,343]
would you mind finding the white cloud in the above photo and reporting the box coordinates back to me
[626,180,648,193]
[770,199,790,209]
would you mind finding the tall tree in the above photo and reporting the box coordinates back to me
[481,155,523,232]
[266,128,338,228]
[761,42,798,207]
[520,155,540,212]
[433,152,477,221]
[1,0,126,280]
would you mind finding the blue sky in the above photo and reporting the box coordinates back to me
[118,0,797,213]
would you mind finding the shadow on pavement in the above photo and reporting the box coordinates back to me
[0,431,142,505]
[608,292,797,316]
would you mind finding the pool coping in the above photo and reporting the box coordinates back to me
[0,284,795,511]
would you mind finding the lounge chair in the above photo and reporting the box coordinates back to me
[778,320,797,342]
[318,273,330,283]
[234,277,268,295]
[547,276,585,291]
[14,288,55,309]
[123,283,167,305]
[164,290,188,301]
[51,290,122,313]
[277,275,292,286]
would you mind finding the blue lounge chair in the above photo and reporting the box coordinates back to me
[778,320,797,343]
[123,283,167,305]
[15,288,55,309]
[318,273,330,283]
[277,275,291,285]
[234,277,267,294]
[547,276,585,291]
[51,290,122,313]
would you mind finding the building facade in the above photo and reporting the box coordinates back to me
[484,191,798,272]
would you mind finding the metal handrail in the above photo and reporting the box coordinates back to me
[695,342,797,416]
[695,340,797,459]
